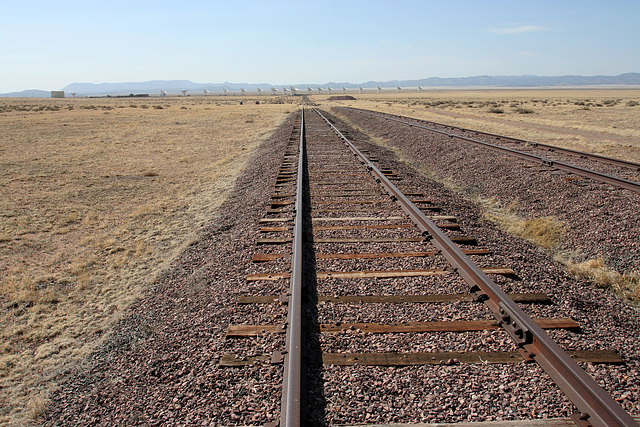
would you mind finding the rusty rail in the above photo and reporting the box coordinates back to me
[280,108,305,426]
[313,108,637,427]
[344,107,640,194]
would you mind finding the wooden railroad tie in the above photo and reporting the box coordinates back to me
[245,267,515,281]
[275,192,393,198]
[272,200,422,208]
[311,199,433,205]
[252,249,491,262]
[310,191,384,196]
[238,292,551,304]
[225,318,579,337]
[310,215,457,221]
[256,236,477,245]
[257,217,293,223]
[259,223,459,232]
[219,350,623,367]
[309,207,441,213]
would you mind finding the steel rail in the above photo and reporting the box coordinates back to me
[347,107,640,171]
[313,108,637,427]
[280,108,305,427]
[344,107,640,194]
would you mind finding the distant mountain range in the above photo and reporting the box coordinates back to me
[3,73,639,97]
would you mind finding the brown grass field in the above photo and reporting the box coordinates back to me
[0,96,296,424]
[0,89,638,424]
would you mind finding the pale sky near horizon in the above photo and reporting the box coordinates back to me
[1,0,639,93]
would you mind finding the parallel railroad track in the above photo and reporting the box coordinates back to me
[221,108,638,426]
[342,107,640,194]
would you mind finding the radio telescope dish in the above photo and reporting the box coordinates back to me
[417,86,423,93]
[223,88,229,96]
[317,87,323,94]
[358,86,363,94]
[257,88,264,95]
[271,87,278,95]
[181,89,188,96]
[203,89,210,96]
[241,88,247,95]
[341,86,347,94]
[396,86,402,93]
[377,86,382,93]
[160,90,167,97]
[327,87,333,94]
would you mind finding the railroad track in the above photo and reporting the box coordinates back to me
[221,108,637,426]
[341,107,640,194]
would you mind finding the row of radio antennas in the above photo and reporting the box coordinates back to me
[301,85,410,94]
[168,85,427,96]
[302,85,419,94]
[174,88,244,96]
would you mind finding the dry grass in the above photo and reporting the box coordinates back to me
[0,95,297,425]
[482,201,565,251]
[329,90,639,304]
[317,89,640,164]
[475,197,638,306]
[563,258,640,301]
[481,202,640,303]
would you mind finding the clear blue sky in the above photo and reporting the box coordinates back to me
[1,0,639,92]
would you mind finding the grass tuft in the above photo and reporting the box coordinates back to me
[484,209,565,250]
[26,393,49,421]
[562,257,640,302]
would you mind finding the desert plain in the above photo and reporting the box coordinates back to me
[0,88,639,424]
